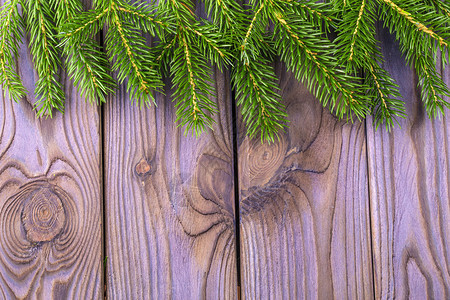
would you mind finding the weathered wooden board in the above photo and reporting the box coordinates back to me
[104,66,237,298]
[367,26,450,299]
[0,12,103,300]
[238,64,374,299]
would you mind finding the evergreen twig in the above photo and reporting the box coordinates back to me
[0,0,26,102]
[1,0,450,141]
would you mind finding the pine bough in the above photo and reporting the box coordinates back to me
[1,0,450,141]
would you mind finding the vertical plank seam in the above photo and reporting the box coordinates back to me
[231,80,242,299]
[364,119,377,300]
[99,28,108,299]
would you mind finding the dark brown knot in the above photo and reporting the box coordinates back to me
[21,187,65,243]
[135,158,152,177]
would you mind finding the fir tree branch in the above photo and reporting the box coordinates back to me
[112,9,148,94]
[64,8,108,39]
[272,8,368,120]
[115,1,172,38]
[348,0,366,61]
[153,34,176,76]
[368,64,387,110]
[203,0,240,30]
[416,56,450,116]
[233,0,289,141]
[379,0,448,47]
[334,0,377,67]
[186,26,225,59]
[185,22,231,69]
[116,5,165,28]
[428,0,450,17]
[106,13,161,105]
[57,0,115,105]
[27,0,65,117]
[157,0,224,134]
[297,3,332,22]
[378,0,450,116]
[65,40,115,104]
[2,0,450,140]
[181,32,201,120]
[290,0,333,31]
[52,0,82,27]
[366,62,405,129]
[334,0,406,129]
[172,30,217,136]
[240,2,265,61]
[0,0,26,102]
[233,58,288,142]
[61,0,169,106]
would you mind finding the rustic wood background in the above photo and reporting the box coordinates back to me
[0,3,449,299]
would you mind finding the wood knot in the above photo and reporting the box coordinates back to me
[22,188,65,243]
[1,180,80,272]
[135,158,151,176]
[240,136,288,190]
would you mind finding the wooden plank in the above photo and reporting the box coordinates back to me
[367,25,450,299]
[238,64,374,299]
[0,11,103,299]
[104,67,237,297]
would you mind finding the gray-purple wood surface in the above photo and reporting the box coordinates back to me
[237,62,374,299]
[0,10,449,300]
[0,0,103,296]
[104,69,237,299]
[366,25,450,300]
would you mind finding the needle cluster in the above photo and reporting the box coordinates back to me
[1,0,450,141]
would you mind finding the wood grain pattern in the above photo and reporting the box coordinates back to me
[238,63,374,299]
[0,11,103,299]
[367,26,450,299]
[104,67,237,298]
